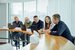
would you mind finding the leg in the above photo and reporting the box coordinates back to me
[20,33,25,47]
[12,32,20,47]
[26,34,30,45]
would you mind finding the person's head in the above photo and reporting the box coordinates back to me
[45,16,51,24]
[14,16,19,22]
[52,14,61,24]
[25,17,30,23]
[33,15,39,23]
[45,16,51,29]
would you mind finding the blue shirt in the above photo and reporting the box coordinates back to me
[51,21,74,43]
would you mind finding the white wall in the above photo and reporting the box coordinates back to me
[0,3,8,42]
[48,0,74,36]
[71,0,75,36]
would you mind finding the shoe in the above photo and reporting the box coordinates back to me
[22,42,25,47]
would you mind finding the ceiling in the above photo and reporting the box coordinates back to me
[0,0,35,3]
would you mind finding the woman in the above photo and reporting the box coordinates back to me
[45,16,51,30]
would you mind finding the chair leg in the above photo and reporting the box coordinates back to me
[16,46,19,50]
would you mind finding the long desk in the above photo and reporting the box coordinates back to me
[0,28,22,32]
[0,28,28,44]
[0,28,75,50]
[0,28,31,34]
[23,33,75,50]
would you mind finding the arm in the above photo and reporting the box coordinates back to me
[51,23,66,36]
[8,29,32,35]
[51,25,57,31]
[22,30,33,35]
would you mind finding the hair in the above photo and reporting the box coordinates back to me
[33,15,38,18]
[52,14,61,20]
[14,16,18,18]
[45,16,51,29]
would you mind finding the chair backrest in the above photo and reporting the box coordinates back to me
[8,23,15,29]
[21,25,26,31]
[74,37,75,45]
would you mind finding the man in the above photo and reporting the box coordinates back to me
[24,17,32,44]
[31,15,44,34]
[12,16,25,47]
[24,17,32,28]
[46,14,74,44]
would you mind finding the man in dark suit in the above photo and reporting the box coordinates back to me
[12,16,25,47]
[46,14,74,44]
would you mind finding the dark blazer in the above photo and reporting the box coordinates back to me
[12,21,23,33]
[51,21,74,43]
[13,21,23,27]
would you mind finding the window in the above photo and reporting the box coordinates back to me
[8,0,48,23]
[10,3,23,22]
[37,0,48,21]
[24,1,36,21]
[37,0,48,13]
[11,3,22,15]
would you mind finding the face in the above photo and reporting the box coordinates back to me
[14,16,19,22]
[52,17,59,24]
[25,17,30,23]
[34,17,39,23]
[45,17,50,24]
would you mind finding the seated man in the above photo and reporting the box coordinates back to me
[12,16,25,47]
[24,17,32,44]
[31,15,44,34]
[45,14,74,44]
[24,17,32,28]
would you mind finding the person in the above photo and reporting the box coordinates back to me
[24,17,32,44]
[24,17,32,28]
[45,14,74,44]
[31,15,44,34]
[45,16,51,30]
[12,16,25,47]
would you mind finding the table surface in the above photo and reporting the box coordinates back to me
[23,34,75,50]
[0,28,28,34]
[0,28,22,31]
[0,28,75,50]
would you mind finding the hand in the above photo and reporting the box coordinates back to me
[13,29,22,32]
[38,30,42,34]
[9,29,15,32]
[45,29,51,34]
[43,29,46,33]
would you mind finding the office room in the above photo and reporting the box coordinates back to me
[0,0,75,50]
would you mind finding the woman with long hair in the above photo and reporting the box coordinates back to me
[45,16,51,30]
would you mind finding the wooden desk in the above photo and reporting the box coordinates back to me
[23,33,75,50]
[0,28,8,31]
[0,28,32,44]
[0,28,31,35]
[0,28,75,50]
[0,28,22,32]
